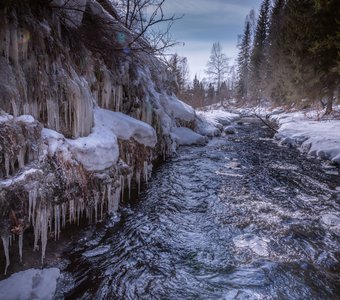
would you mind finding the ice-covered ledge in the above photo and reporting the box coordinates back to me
[0,110,158,274]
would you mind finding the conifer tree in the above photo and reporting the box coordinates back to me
[249,0,271,102]
[265,0,288,104]
[236,20,251,100]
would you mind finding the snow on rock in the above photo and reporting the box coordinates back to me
[195,109,240,137]
[197,109,240,128]
[0,169,43,188]
[0,268,60,300]
[171,127,208,146]
[270,111,340,164]
[196,116,221,137]
[160,95,196,123]
[68,130,119,172]
[224,126,236,135]
[94,109,157,148]
[42,108,157,172]
[0,113,13,123]
[15,115,35,123]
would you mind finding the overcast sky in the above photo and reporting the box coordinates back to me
[162,0,262,80]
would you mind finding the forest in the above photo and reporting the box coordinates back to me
[169,0,339,113]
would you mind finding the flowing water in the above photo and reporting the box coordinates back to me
[56,119,340,300]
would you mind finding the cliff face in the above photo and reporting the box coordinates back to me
[0,0,199,274]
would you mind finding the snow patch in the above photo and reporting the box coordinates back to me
[0,268,60,300]
[171,127,207,146]
[160,95,195,123]
[94,109,157,147]
[196,109,240,136]
[42,108,157,171]
[16,115,35,123]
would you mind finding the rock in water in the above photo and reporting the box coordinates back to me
[224,126,236,134]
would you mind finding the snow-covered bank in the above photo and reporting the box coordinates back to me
[269,110,340,164]
[0,268,60,300]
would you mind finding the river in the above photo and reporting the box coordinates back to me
[55,118,340,299]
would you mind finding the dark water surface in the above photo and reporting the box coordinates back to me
[56,119,340,300]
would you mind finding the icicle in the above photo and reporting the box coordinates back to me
[61,203,66,228]
[143,161,148,184]
[47,99,60,131]
[113,186,121,212]
[127,173,132,200]
[101,187,106,221]
[17,148,25,169]
[94,192,99,223]
[19,233,23,263]
[40,206,48,264]
[69,199,75,224]
[136,170,141,194]
[1,236,10,275]
[107,184,113,213]
[11,99,18,117]
[101,73,112,109]
[80,198,85,219]
[33,209,41,251]
[10,160,15,176]
[54,205,60,241]
[76,200,80,226]
[113,85,123,112]
[4,153,10,177]
[121,175,125,200]
[28,187,38,224]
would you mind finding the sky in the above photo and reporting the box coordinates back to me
[162,0,262,80]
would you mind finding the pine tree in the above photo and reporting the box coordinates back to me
[236,20,251,100]
[309,0,339,113]
[249,0,271,102]
[265,0,288,104]
[168,53,189,96]
[191,75,205,107]
[281,0,321,105]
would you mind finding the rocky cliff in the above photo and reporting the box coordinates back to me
[0,0,205,275]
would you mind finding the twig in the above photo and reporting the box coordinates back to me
[253,112,278,133]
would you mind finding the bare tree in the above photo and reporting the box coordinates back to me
[205,42,229,105]
[112,0,183,55]
[50,0,182,55]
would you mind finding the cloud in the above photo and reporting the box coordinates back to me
[161,0,262,79]
[164,0,254,17]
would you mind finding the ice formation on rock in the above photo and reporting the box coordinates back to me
[0,0,211,275]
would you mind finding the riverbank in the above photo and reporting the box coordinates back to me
[236,105,340,166]
[268,109,340,165]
